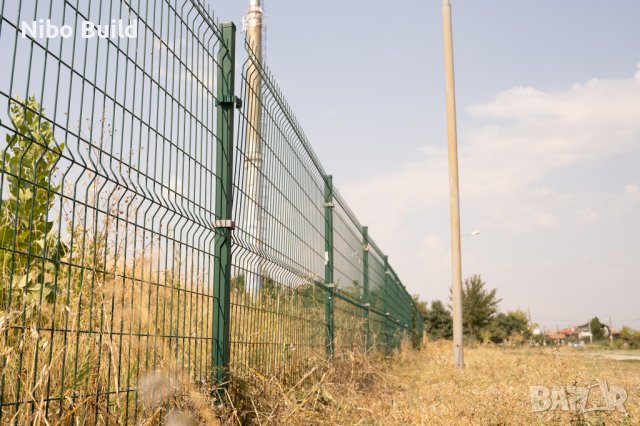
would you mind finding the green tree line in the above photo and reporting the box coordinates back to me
[414,275,531,344]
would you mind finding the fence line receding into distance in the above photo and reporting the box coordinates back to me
[0,1,424,423]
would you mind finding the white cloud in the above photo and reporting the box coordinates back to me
[346,64,640,232]
[341,65,640,298]
[574,207,602,225]
[625,183,639,195]
[535,187,556,197]
[464,70,640,196]
[532,211,560,229]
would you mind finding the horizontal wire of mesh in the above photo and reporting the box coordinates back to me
[229,42,327,386]
[0,0,224,423]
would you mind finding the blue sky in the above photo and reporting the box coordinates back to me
[213,0,640,330]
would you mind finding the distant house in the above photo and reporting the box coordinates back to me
[544,327,579,345]
[546,331,567,345]
[559,327,579,340]
[543,322,621,346]
[574,323,593,341]
[575,322,619,340]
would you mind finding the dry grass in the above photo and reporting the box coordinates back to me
[6,315,639,425]
[210,340,640,425]
[0,259,213,425]
[1,113,417,424]
[4,136,634,423]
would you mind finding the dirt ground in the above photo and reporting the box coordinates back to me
[581,349,640,362]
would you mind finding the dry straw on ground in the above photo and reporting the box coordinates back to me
[136,340,640,425]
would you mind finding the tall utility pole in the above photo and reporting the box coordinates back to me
[442,0,464,370]
[245,0,264,292]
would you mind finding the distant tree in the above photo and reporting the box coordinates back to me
[262,275,278,300]
[452,275,501,341]
[230,274,245,292]
[620,326,640,348]
[425,300,453,340]
[590,317,605,341]
[488,310,531,344]
[412,294,428,319]
[410,295,429,348]
[620,326,636,341]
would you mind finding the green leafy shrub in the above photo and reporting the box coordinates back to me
[0,96,66,306]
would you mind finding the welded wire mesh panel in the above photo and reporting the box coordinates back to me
[367,241,413,350]
[230,44,327,385]
[385,267,412,348]
[332,193,363,300]
[369,310,390,351]
[368,246,388,314]
[0,0,424,420]
[388,270,403,321]
[333,296,366,353]
[0,0,224,423]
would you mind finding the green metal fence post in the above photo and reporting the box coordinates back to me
[213,22,237,386]
[362,226,370,351]
[324,175,335,357]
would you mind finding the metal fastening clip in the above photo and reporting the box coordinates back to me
[215,95,243,109]
[214,219,235,230]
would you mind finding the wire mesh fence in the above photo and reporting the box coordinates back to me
[0,0,424,423]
